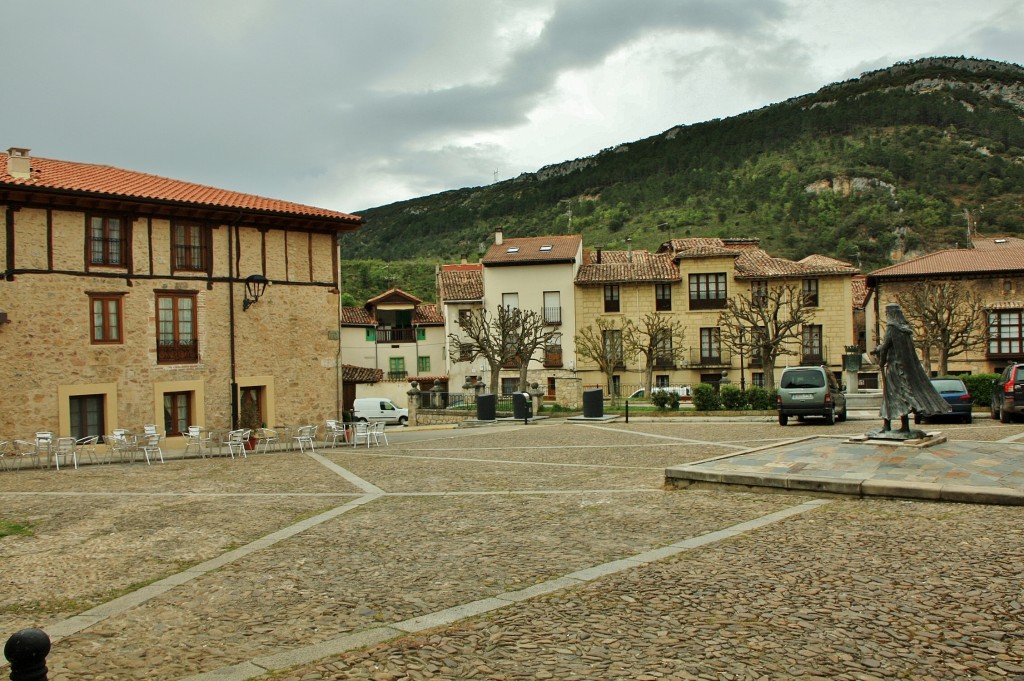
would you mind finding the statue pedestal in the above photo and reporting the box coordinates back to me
[846,431,947,448]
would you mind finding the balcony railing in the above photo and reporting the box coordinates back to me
[387,370,408,380]
[800,353,827,366]
[689,348,731,367]
[543,307,562,325]
[653,356,675,368]
[544,349,563,367]
[376,327,416,343]
[157,339,199,363]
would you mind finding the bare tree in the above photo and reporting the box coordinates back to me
[894,281,987,375]
[575,317,631,395]
[622,313,687,397]
[717,283,817,391]
[449,306,557,394]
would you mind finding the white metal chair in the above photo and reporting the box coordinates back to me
[369,421,388,446]
[75,435,101,465]
[12,440,41,469]
[0,440,11,471]
[254,428,280,454]
[139,432,164,464]
[225,428,250,459]
[349,421,371,447]
[34,432,54,468]
[293,425,317,453]
[109,430,139,463]
[324,420,347,447]
[54,437,78,470]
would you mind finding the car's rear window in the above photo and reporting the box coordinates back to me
[781,370,825,389]
[931,379,965,393]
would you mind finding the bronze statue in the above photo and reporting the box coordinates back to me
[870,303,950,437]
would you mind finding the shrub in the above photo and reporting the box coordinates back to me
[745,386,772,410]
[651,390,681,410]
[959,373,998,407]
[720,384,746,410]
[692,383,721,411]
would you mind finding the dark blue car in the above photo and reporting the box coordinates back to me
[915,377,973,424]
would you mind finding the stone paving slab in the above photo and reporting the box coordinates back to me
[666,434,1024,504]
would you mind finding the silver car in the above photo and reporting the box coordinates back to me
[777,366,847,426]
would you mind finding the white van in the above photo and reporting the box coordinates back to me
[353,398,409,425]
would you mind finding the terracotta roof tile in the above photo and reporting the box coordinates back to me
[971,236,1024,250]
[341,307,375,325]
[481,235,581,265]
[1,151,361,224]
[366,288,423,306]
[342,365,383,384]
[734,249,857,278]
[576,250,678,284]
[869,246,1024,278]
[438,269,484,301]
[851,275,869,308]
[414,304,444,325]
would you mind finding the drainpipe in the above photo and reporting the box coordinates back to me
[336,233,344,420]
[227,212,243,429]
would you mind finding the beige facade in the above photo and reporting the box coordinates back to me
[1,149,361,445]
[866,238,1024,375]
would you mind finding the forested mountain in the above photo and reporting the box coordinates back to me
[342,57,1024,303]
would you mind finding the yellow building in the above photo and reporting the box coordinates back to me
[574,238,859,393]
[0,147,361,445]
[866,236,1024,375]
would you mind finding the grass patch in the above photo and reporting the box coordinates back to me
[0,520,32,538]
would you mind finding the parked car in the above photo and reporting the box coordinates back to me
[915,377,972,424]
[627,386,692,400]
[353,398,409,425]
[991,363,1024,423]
[776,366,847,426]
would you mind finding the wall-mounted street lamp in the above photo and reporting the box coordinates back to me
[242,274,269,311]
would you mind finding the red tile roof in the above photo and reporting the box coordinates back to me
[481,235,582,265]
[1,150,361,225]
[868,246,1024,279]
[340,303,443,326]
[851,275,869,308]
[413,304,445,325]
[342,365,383,384]
[576,249,679,284]
[365,288,423,306]
[438,269,484,302]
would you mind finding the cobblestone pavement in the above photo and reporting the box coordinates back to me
[1,418,1023,680]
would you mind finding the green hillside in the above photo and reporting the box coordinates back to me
[342,57,1024,303]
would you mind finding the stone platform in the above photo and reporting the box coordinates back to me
[666,434,1024,505]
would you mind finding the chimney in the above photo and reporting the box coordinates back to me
[7,148,31,179]
[626,237,633,263]
[596,246,602,264]
[461,254,468,264]
[495,227,503,246]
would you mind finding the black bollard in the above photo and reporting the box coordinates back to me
[4,628,50,681]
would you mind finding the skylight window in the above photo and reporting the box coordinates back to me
[506,247,520,253]
[539,245,552,251]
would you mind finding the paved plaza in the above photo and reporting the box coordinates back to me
[2,418,1024,680]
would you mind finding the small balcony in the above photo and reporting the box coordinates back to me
[376,327,416,343]
[689,348,731,367]
[543,307,562,325]
[800,353,827,366]
[387,370,408,380]
[157,339,199,364]
[544,349,563,368]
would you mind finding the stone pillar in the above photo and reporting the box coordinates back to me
[406,382,420,426]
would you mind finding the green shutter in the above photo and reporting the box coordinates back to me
[418,356,430,373]
[416,327,426,341]
[366,327,376,342]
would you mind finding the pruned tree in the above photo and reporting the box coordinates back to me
[717,283,817,391]
[448,306,557,394]
[894,281,987,375]
[622,313,687,397]
[575,317,631,396]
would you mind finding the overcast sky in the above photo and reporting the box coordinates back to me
[3,1,1023,214]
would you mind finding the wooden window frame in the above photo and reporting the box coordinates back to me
[689,273,727,310]
[802,278,820,307]
[89,293,124,344]
[163,391,192,437]
[604,285,620,313]
[655,283,672,311]
[69,394,106,441]
[156,291,199,364]
[87,214,127,267]
[417,355,431,373]
[172,222,209,272]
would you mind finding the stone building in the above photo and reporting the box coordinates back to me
[866,236,1024,375]
[0,147,361,444]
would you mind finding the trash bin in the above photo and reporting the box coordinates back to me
[477,393,496,421]
[583,388,604,418]
[513,392,533,420]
